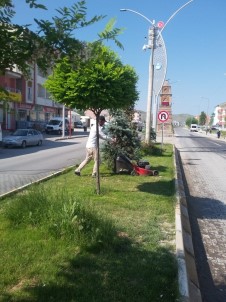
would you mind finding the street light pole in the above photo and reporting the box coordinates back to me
[145,27,156,143]
[120,9,158,143]
[120,0,193,143]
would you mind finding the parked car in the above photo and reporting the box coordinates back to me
[45,117,74,134]
[74,121,83,128]
[211,125,220,131]
[3,129,44,148]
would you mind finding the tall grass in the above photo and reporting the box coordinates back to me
[4,185,117,250]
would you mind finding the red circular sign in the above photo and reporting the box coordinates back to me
[157,21,164,28]
[158,110,169,122]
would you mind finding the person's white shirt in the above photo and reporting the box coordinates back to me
[86,123,109,148]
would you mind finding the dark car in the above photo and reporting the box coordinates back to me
[3,129,44,148]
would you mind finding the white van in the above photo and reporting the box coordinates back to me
[45,117,74,134]
[190,124,199,132]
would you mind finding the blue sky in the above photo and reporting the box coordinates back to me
[12,0,226,116]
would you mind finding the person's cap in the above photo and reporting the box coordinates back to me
[99,115,106,122]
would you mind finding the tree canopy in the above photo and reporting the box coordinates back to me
[44,43,139,115]
[185,116,198,127]
[0,0,123,76]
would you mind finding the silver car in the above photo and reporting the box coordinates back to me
[3,129,44,148]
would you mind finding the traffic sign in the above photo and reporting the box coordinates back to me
[158,110,169,122]
[157,21,164,28]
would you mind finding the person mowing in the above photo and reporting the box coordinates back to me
[74,115,115,177]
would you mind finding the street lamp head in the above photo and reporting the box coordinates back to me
[119,8,154,25]
[142,45,149,51]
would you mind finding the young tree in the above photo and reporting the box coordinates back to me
[45,43,139,194]
[101,109,141,172]
[199,111,207,126]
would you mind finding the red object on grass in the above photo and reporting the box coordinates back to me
[133,165,159,176]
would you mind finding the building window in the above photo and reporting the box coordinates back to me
[46,90,51,99]
[18,110,26,121]
[38,84,46,98]
[27,81,33,103]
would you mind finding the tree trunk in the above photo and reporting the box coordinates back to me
[95,113,101,194]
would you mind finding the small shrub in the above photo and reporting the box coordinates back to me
[4,185,51,227]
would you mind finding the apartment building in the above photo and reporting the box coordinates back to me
[0,64,65,131]
[213,103,226,129]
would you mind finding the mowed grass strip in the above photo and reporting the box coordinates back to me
[0,144,179,302]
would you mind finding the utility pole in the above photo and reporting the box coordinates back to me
[145,26,157,143]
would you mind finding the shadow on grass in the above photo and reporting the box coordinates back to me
[137,179,175,197]
[2,237,178,302]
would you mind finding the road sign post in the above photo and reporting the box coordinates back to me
[158,110,169,151]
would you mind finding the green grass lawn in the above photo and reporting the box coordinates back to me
[0,144,179,302]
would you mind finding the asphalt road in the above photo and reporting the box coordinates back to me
[0,132,87,196]
[174,127,226,302]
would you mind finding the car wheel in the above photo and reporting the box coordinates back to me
[37,140,42,146]
[21,141,26,148]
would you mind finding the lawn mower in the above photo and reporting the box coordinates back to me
[116,154,159,176]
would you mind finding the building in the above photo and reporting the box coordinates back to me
[0,64,66,131]
[213,103,226,129]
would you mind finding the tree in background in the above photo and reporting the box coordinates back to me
[199,111,207,126]
[101,109,141,172]
[44,43,139,194]
[0,0,123,76]
[210,113,215,126]
[185,116,198,128]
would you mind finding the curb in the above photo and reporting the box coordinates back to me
[174,145,189,301]
[174,146,202,302]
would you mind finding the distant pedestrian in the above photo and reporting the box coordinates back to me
[74,115,115,177]
[217,129,221,139]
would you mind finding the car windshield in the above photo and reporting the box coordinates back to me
[48,120,61,125]
[12,130,28,136]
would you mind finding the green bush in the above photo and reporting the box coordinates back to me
[101,109,141,172]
